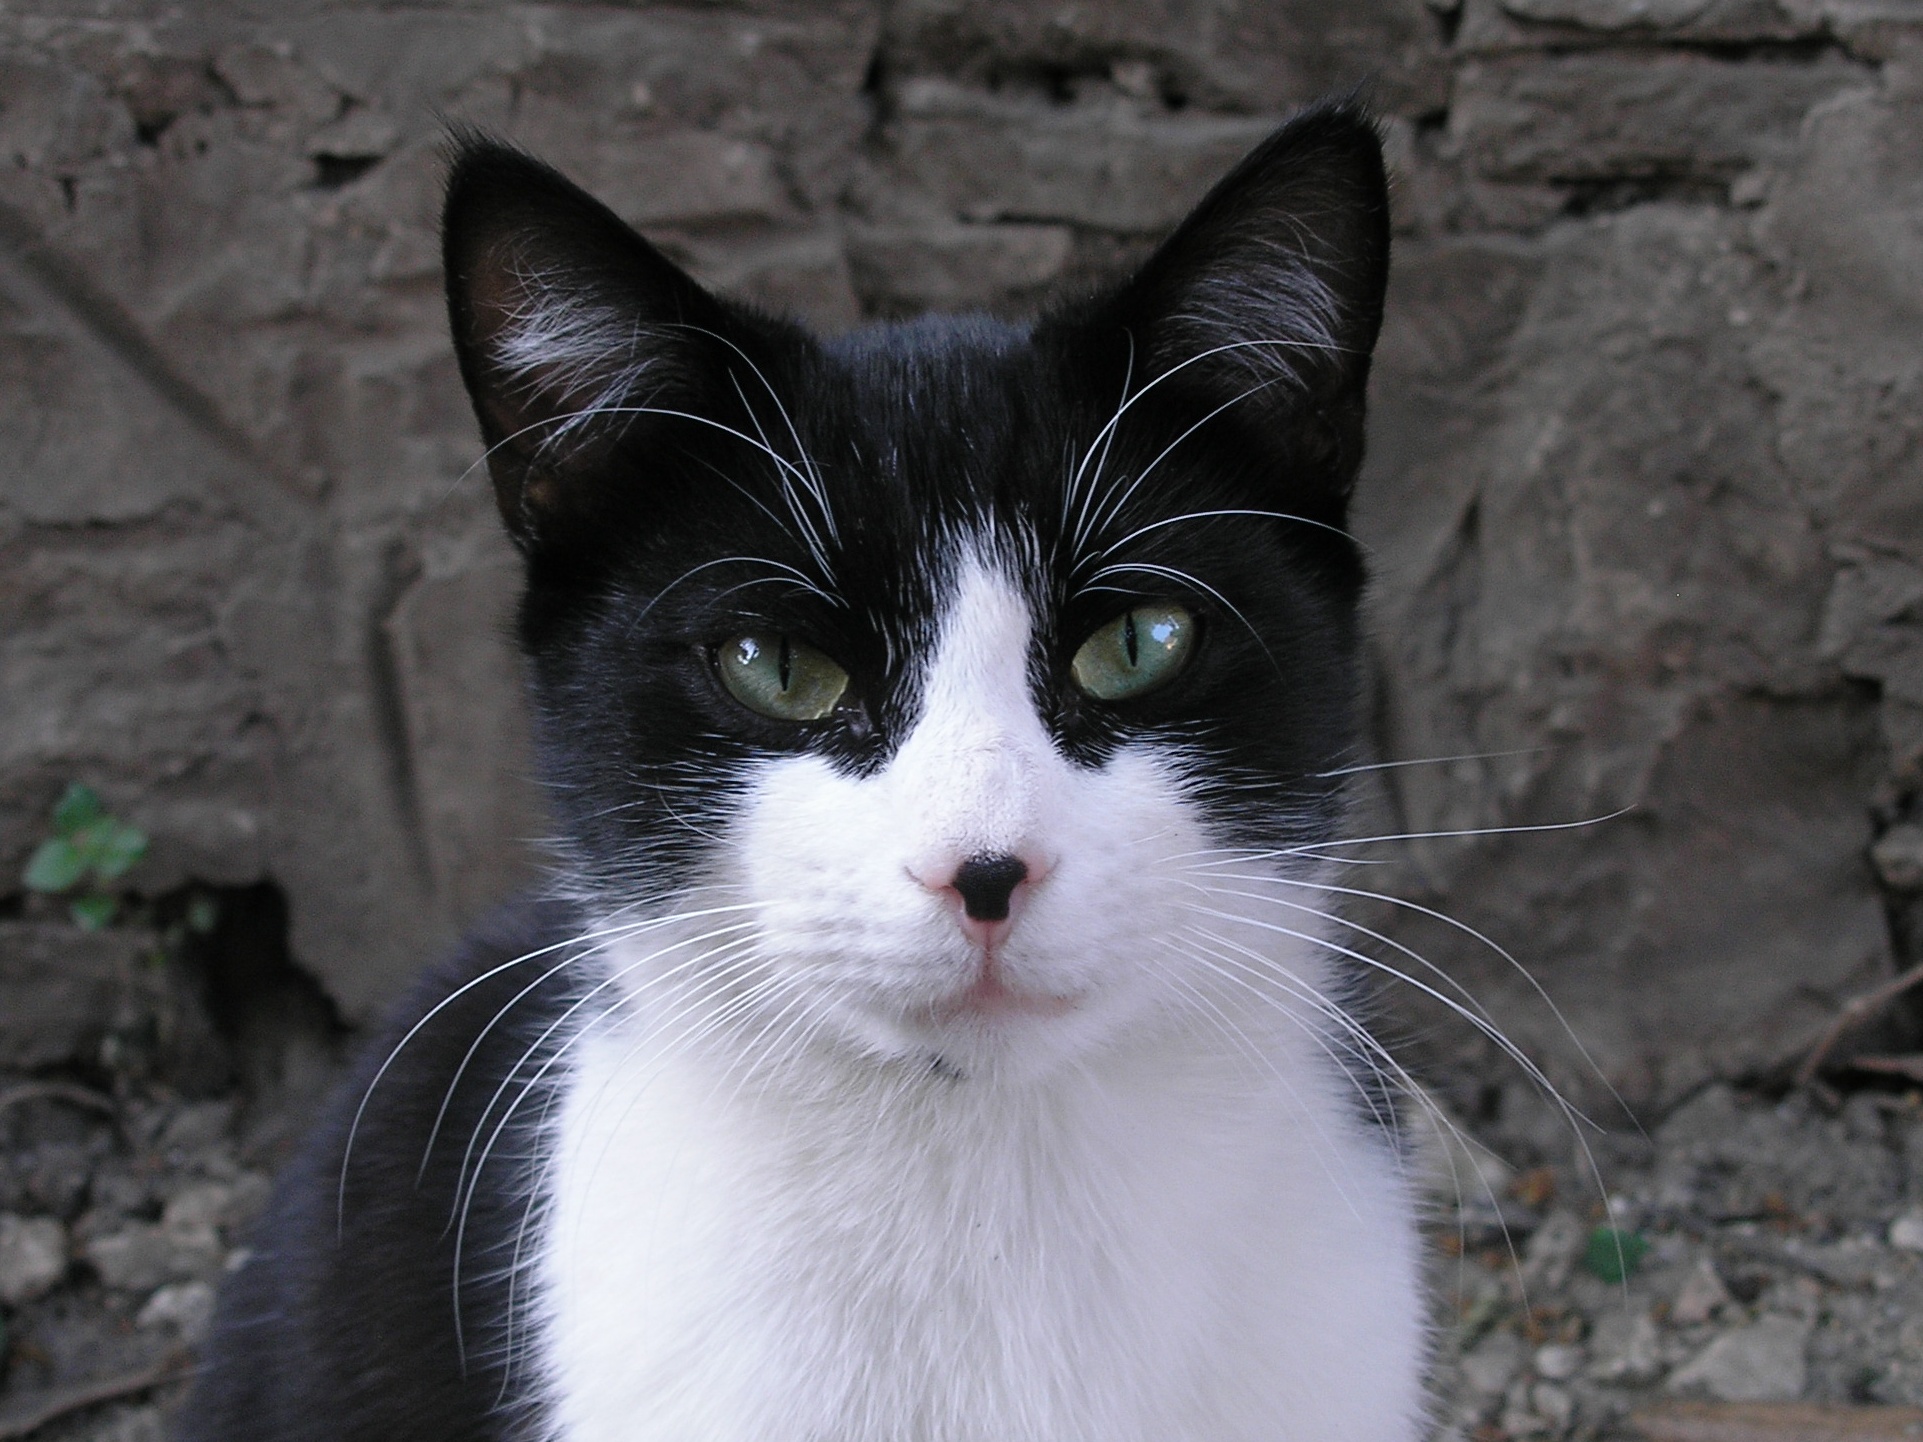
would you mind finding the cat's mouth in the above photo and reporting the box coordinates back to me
[920,955,1081,1024]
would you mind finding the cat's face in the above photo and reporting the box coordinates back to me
[444,105,1389,1083]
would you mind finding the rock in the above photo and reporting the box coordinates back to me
[1668,1315,1811,1404]
[1655,1087,1902,1227]
[136,1278,218,1342]
[1888,1206,1923,1252]
[1532,1380,1576,1430]
[1452,52,1872,189]
[84,1218,225,1291]
[1463,1329,1528,1395]
[1358,206,1897,1115]
[160,1181,236,1234]
[0,1212,68,1303]
[0,924,142,1069]
[1673,1258,1735,1324]
[1458,0,1824,47]
[1594,1312,1666,1385]
[1523,1209,1586,1289]
[1872,826,1923,892]
[878,79,1278,234]
[1535,1342,1585,1380]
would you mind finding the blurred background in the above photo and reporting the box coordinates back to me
[1,1,1921,1433]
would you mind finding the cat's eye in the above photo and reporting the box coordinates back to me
[716,633,850,721]
[1070,603,1195,701]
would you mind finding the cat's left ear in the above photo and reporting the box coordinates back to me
[1085,99,1390,492]
[442,136,774,550]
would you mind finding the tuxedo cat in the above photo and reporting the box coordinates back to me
[179,99,1424,1441]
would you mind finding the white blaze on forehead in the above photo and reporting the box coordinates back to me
[889,557,1056,868]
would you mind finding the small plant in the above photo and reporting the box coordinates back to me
[22,783,148,930]
[1582,1225,1649,1284]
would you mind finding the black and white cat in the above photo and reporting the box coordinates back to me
[180,99,1424,1441]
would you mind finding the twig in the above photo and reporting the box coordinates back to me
[0,1081,118,1122]
[1847,1054,1923,1083]
[1631,1399,1923,1441]
[0,1350,191,1440]
[1797,959,1923,1088]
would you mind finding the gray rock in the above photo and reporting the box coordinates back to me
[878,79,1278,233]
[136,1278,218,1342]
[1670,1257,1733,1324]
[1452,52,1873,187]
[0,1211,68,1303]
[1357,202,1898,1112]
[84,1218,225,1291]
[1873,825,1923,893]
[1459,0,1822,46]
[1463,1329,1528,1395]
[1667,1313,1811,1402]
[1591,1312,1664,1385]
[0,924,142,1069]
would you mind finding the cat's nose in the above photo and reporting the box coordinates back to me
[951,855,1028,922]
[911,850,1049,949]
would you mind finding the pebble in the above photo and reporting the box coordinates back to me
[1671,1257,1733,1324]
[137,1277,218,1342]
[1593,1312,1665,1385]
[1668,1314,1811,1403]
[85,1217,225,1290]
[1871,824,1923,892]
[1534,1342,1584,1380]
[0,1211,68,1303]
[1888,1206,1923,1253]
[1462,1330,1526,1395]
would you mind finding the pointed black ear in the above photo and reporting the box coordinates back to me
[1096,100,1390,491]
[442,138,744,548]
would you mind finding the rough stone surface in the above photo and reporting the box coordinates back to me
[1667,1315,1812,1404]
[0,1211,67,1304]
[0,924,144,1069]
[0,2,1918,1116]
[1425,1084,1923,1439]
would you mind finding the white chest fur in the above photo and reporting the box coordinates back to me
[534,1021,1425,1442]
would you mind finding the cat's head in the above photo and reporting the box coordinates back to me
[443,103,1389,1084]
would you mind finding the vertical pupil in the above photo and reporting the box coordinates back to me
[777,635,792,691]
[1123,610,1139,667]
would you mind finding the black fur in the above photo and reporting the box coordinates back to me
[179,99,1390,1439]
[177,898,580,1439]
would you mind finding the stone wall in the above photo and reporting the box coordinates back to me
[2,0,1918,1111]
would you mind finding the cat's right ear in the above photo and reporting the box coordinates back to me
[442,137,737,550]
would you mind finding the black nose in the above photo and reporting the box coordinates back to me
[951,855,1028,922]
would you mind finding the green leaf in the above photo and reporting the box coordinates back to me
[1583,1226,1649,1284]
[23,837,87,893]
[89,821,148,883]
[52,783,105,837]
[69,894,118,931]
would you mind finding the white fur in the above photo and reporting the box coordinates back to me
[534,556,1426,1441]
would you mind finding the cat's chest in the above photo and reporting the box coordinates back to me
[532,1028,1425,1442]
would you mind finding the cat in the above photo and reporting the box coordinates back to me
[178,97,1425,1441]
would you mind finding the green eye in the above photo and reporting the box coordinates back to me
[1070,603,1195,701]
[716,633,850,721]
